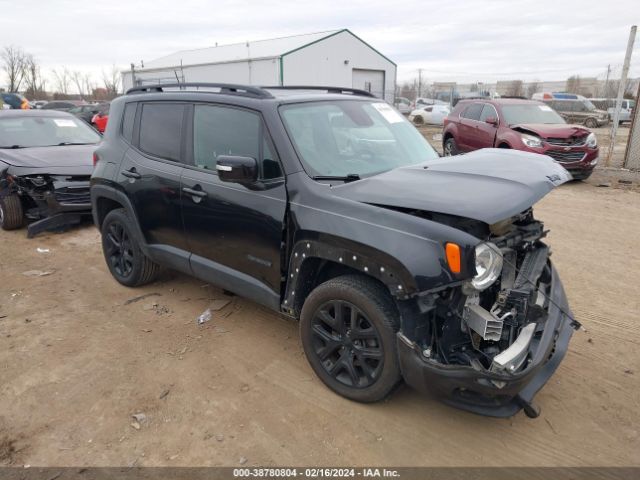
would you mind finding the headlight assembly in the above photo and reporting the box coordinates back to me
[521,134,543,148]
[471,242,503,291]
[586,132,597,148]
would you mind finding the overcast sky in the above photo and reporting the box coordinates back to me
[0,0,638,90]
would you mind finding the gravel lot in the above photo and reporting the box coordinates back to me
[1,181,639,467]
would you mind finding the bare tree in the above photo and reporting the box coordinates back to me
[1,45,26,92]
[565,75,581,94]
[504,80,524,97]
[102,65,121,98]
[526,81,541,99]
[23,54,46,98]
[71,70,95,99]
[52,67,71,96]
[400,79,418,101]
[606,77,634,98]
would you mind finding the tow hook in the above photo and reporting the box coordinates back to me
[516,395,541,419]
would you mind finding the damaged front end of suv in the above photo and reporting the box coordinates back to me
[323,149,578,417]
[397,207,578,418]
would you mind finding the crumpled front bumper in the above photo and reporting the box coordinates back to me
[397,263,575,417]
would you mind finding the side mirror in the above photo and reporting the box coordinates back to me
[485,116,498,126]
[216,155,258,184]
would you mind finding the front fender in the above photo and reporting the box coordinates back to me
[282,236,417,315]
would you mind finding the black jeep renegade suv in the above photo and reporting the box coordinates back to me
[90,83,577,418]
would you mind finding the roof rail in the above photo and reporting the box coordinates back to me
[125,82,273,99]
[263,85,377,98]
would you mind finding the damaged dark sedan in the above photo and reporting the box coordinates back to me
[0,110,101,237]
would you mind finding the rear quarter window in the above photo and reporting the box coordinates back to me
[121,103,137,143]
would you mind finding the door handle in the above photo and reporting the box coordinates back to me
[122,168,141,179]
[182,186,207,198]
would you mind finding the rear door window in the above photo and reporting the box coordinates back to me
[138,103,185,162]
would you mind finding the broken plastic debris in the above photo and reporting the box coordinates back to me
[22,270,54,277]
[197,309,212,324]
[36,248,50,253]
[132,413,147,423]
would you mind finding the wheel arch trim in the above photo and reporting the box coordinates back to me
[91,184,149,255]
[282,237,417,316]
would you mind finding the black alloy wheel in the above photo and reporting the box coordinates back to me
[310,300,384,388]
[300,275,401,403]
[105,220,134,278]
[100,208,160,287]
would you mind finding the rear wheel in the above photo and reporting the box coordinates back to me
[412,115,424,126]
[443,137,458,156]
[584,118,597,128]
[300,275,401,403]
[0,194,24,230]
[101,208,160,287]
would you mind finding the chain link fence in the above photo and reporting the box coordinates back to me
[623,82,640,170]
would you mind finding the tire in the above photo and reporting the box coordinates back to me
[584,118,597,128]
[101,208,160,287]
[413,115,424,126]
[0,194,24,230]
[443,137,458,156]
[300,275,401,403]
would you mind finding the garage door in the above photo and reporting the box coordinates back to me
[352,69,385,98]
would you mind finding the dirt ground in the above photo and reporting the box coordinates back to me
[0,183,639,467]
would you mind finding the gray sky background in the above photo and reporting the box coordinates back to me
[0,0,638,90]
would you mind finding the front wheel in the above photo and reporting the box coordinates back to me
[300,275,401,403]
[101,208,160,287]
[412,115,424,126]
[0,194,24,230]
[584,118,598,128]
[443,137,458,156]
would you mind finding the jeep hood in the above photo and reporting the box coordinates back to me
[510,123,590,139]
[331,149,571,225]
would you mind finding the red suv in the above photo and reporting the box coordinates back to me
[442,99,598,180]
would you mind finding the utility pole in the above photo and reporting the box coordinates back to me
[603,64,611,97]
[606,25,636,166]
[417,69,423,100]
[130,63,137,88]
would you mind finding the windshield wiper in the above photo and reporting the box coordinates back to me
[0,145,25,149]
[312,174,361,183]
[55,142,94,146]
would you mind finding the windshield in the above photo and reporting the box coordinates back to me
[501,104,566,125]
[0,115,101,148]
[280,100,439,178]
